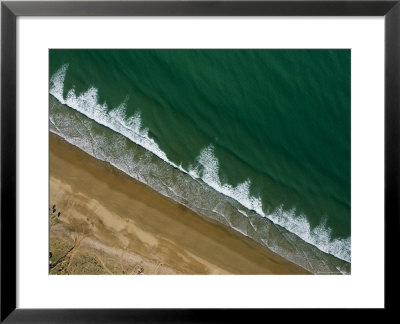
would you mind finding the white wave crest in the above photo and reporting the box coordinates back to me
[190,145,264,216]
[190,144,351,263]
[268,206,350,262]
[50,64,179,171]
[49,63,69,103]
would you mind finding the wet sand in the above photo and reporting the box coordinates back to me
[49,132,309,275]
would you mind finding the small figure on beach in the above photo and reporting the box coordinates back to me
[57,212,61,217]
[52,204,56,209]
[132,264,144,275]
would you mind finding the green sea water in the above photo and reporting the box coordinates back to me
[49,49,351,273]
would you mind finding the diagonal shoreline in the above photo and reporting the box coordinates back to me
[49,132,310,275]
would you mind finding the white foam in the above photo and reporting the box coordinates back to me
[49,64,351,264]
[49,63,69,103]
[190,145,265,216]
[268,206,351,262]
[190,145,351,263]
[50,64,178,171]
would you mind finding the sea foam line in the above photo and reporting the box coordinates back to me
[189,145,350,262]
[50,64,351,263]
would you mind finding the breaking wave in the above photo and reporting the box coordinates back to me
[189,145,351,263]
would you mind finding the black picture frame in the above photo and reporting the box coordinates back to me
[1,0,398,321]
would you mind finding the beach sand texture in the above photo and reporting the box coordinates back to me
[49,133,309,275]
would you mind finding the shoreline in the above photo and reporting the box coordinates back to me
[49,132,310,274]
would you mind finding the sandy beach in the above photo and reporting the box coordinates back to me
[49,132,309,275]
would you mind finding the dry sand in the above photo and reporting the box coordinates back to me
[49,133,309,275]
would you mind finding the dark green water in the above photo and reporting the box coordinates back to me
[49,49,351,273]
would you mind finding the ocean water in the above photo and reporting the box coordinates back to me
[49,49,351,274]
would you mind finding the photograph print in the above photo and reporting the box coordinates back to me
[49,49,350,275]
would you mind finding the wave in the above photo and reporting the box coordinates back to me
[189,145,351,263]
[50,64,351,271]
[49,64,184,172]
